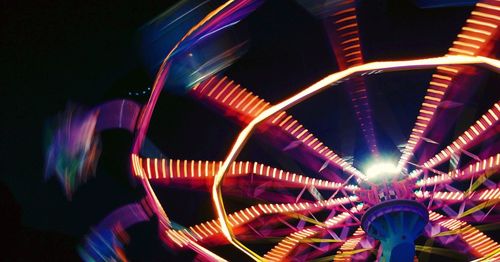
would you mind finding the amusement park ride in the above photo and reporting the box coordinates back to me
[45,0,500,261]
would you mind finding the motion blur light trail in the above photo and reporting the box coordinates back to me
[45,100,141,198]
[78,199,152,261]
[45,105,100,198]
[44,0,500,261]
[300,0,380,156]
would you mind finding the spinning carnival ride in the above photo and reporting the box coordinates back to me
[45,0,500,261]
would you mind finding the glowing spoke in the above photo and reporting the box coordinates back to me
[263,227,319,261]
[409,101,500,179]
[397,1,500,170]
[190,75,364,180]
[132,155,346,190]
[324,3,379,155]
[428,210,500,258]
[416,153,500,187]
[263,210,357,261]
[456,224,500,258]
[415,187,500,205]
[166,197,357,246]
[415,190,465,202]
[333,227,366,261]
[474,188,500,201]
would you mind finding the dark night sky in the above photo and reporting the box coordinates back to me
[1,0,498,261]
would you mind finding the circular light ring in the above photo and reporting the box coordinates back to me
[210,55,500,261]
[128,1,500,258]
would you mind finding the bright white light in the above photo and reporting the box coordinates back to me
[365,162,400,179]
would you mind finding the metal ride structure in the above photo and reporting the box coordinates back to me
[45,0,500,261]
